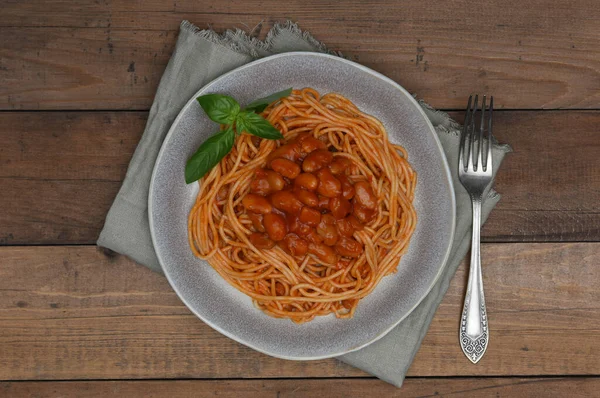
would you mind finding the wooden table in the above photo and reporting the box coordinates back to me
[1,1,599,396]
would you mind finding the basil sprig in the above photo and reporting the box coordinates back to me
[185,88,292,184]
[235,111,283,140]
[197,94,240,124]
[185,126,235,184]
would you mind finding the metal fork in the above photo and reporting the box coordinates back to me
[458,94,493,364]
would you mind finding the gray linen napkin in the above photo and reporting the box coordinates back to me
[98,20,510,387]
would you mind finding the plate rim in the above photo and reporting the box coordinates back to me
[148,51,456,360]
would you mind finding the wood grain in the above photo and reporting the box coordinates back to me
[1,111,598,245]
[2,378,599,397]
[0,112,146,244]
[0,243,597,380]
[1,0,600,110]
[455,110,600,242]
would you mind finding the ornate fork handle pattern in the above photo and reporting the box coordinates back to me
[460,299,488,363]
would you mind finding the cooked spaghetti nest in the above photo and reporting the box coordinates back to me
[188,88,417,323]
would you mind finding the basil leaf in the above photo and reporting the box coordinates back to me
[197,94,240,124]
[236,111,284,140]
[244,88,293,113]
[185,127,235,184]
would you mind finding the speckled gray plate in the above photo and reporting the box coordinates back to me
[149,52,455,360]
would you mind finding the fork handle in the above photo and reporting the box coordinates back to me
[460,195,489,364]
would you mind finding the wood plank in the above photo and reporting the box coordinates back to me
[0,243,597,380]
[1,111,598,244]
[0,112,146,245]
[2,378,599,397]
[1,0,600,109]
[456,110,600,242]
[0,112,146,180]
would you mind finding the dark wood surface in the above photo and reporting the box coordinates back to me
[1,0,599,395]
[2,378,599,398]
[2,0,600,110]
[0,243,598,380]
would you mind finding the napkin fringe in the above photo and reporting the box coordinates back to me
[180,20,342,58]
[265,20,343,57]
[181,20,262,58]
[225,29,270,57]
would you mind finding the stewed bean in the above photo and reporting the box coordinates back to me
[264,212,288,241]
[271,158,301,179]
[287,214,301,233]
[329,157,351,175]
[336,217,355,237]
[317,195,330,210]
[270,191,304,214]
[296,133,327,154]
[250,175,271,196]
[296,189,319,207]
[354,181,377,210]
[352,203,375,224]
[250,169,285,195]
[299,206,321,227]
[335,237,364,258]
[308,242,338,264]
[265,170,286,191]
[280,233,309,257]
[316,214,339,246]
[316,168,342,198]
[337,175,355,200]
[268,143,300,163]
[346,214,365,231]
[300,227,324,244]
[294,173,319,191]
[329,197,352,219]
[242,193,272,214]
[302,149,333,172]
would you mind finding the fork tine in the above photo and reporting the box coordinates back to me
[486,96,494,171]
[459,95,472,171]
[467,95,479,171]
[478,95,486,171]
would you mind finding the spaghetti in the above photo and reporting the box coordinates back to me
[188,88,417,323]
